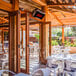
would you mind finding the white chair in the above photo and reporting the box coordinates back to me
[0,68,51,76]
[63,68,76,76]
[47,58,58,76]
[0,54,8,69]
[32,68,51,76]
[63,59,76,76]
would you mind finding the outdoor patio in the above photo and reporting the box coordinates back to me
[0,0,76,76]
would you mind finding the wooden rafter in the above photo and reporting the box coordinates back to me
[49,6,76,13]
[48,4,75,6]
[47,0,75,6]
[32,0,47,6]
[11,0,19,11]
[0,0,12,12]
[49,10,63,25]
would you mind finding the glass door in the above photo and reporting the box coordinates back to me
[29,24,40,74]
[20,13,29,73]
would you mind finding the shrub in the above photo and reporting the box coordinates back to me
[51,40,58,46]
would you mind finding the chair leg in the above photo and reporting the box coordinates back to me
[63,71,66,76]
[72,72,76,76]
[2,62,5,69]
[54,69,56,76]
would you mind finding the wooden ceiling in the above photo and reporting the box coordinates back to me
[47,0,76,26]
[17,0,76,26]
[0,0,76,27]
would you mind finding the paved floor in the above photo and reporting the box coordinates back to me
[0,52,76,76]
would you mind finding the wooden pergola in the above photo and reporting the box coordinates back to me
[0,0,76,74]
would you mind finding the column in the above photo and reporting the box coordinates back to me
[9,11,21,73]
[62,26,64,45]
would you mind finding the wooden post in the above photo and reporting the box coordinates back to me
[2,30,4,52]
[39,23,45,63]
[16,11,21,73]
[49,23,51,56]
[42,7,50,57]
[62,26,64,45]
[9,11,21,73]
[26,12,29,73]
[9,12,15,72]
[9,0,20,73]
[39,22,48,64]
[39,6,51,64]
[21,27,23,58]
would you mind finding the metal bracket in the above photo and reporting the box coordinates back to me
[18,44,20,48]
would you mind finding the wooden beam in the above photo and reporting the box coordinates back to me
[32,0,47,6]
[60,17,76,20]
[41,0,46,3]
[26,12,29,73]
[63,22,76,25]
[0,27,8,30]
[49,11,63,25]
[47,0,55,5]
[11,0,19,11]
[0,0,12,12]
[48,4,75,6]
[48,3,76,7]
[61,20,76,22]
[49,6,76,13]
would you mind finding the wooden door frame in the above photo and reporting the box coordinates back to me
[20,18,51,73]
[20,12,29,74]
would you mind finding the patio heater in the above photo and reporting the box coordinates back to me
[32,8,45,19]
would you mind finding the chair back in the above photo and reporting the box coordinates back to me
[65,59,71,70]
[32,68,51,76]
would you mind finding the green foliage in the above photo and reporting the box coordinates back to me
[34,34,39,40]
[57,32,62,37]
[51,40,58,46]
[68,33,72,37]
[64,40,76,47]
[51,27,76,47]
[64,40,71,47]
[51,38,76,47]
